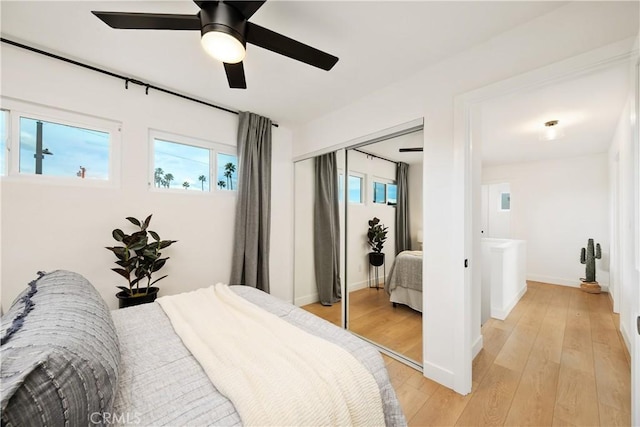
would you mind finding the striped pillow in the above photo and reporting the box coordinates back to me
[1,270,120,426]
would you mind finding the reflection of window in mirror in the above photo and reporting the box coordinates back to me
[499,192,511,211]
[373,181,386,204]
[387,183,397,206]
[348,174,364,204]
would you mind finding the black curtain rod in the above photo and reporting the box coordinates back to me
[1,37,278,127]
[353,148,398,165]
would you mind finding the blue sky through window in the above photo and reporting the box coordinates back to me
[19,117,110,179]
[216,153,238,191]
[387,183,397,205]
[374,182,386,204]
[348,175,362,203]
[154,139,210,191]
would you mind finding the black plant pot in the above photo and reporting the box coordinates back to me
[369,252,385,267]
[116,286,159,309]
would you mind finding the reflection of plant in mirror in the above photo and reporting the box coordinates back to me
[367,217,388,253]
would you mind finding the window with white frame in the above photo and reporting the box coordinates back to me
[216,152,238,191]
[1,101,120,183]
[18,117,110,179]
[348,173,364,204]
[387,183,398,205]
[373,181,386,204]
[499,192,511,211]
[151,131,237,193]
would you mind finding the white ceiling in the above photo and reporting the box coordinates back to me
[0,1,568,127]
[481,62,631,166]
[2,1,634,167]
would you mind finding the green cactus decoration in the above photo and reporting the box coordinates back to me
[580,238,601,283]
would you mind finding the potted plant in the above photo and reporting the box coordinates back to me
[367,217,388,267]
[106,214,177,308]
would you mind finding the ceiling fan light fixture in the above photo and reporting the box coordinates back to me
[540,119,564,141]
[201,30,246,64]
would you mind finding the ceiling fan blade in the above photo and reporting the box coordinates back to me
[223,1,266,19]
[224,62,247,89]
[92,11,201,30]
[399,148,423,152]
[246,22,338,71]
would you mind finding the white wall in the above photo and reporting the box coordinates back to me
[293,158,316,305]
[483,183,511,239]
[0,44,293,311]
[292,2,638,391]
[609,95,640,353]
[483,153,610,288]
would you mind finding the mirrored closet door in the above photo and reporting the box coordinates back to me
[345,131,423,364]
[293,125,424,366]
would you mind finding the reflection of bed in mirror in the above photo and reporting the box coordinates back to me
[385,250,423,312]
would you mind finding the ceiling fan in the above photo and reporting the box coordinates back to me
[92,0,339,89]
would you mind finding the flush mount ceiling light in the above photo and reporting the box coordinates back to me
[540,119,564,141]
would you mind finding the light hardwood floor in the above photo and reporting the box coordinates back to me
[302,287,422,362]
[383,281,631,426]
[384,282,631,426]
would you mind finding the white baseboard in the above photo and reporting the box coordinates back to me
[349,279,371,292]
[526,274,609,292]
[620,321,632,355]
[472,335,483,359]
[422,360,454,390]
[294,293,318,307]
[491,283,527,320]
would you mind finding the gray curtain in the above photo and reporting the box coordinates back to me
[314,153,341,305]
[396,162,411,254]
[230,112,272,292]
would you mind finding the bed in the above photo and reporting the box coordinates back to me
[1,270,406,426]
[385,250,423,312]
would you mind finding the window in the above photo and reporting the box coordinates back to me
[18,116,110,179]
[373,182,386,204]
[153,138,210,191]
[216,153,238,191]
[348,174,363,204]
[500,192,511,211]
[150,131,236,193]
[0,110,7,176]
[387,183,398,205]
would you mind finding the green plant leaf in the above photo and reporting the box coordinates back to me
[149,274,168,286]
[111,267,130,279]
[158,240,177,249]
[112,229,125,242]
[142,215,152,231]
[105,246,127,260]
[149,230,160,241]
[152,258,168,272]
[126,217,141,226]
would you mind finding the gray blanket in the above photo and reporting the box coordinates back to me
[386,251,423,293]
[111,285,406,426]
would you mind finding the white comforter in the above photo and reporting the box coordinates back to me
[157,283,385,426]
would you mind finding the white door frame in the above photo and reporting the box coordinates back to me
[451,38,637,397]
